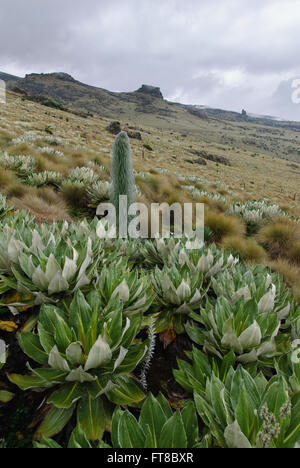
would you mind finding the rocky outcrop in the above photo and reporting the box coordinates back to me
[136,85,163,99]
[190,150,230,166]
[24,72,76,83]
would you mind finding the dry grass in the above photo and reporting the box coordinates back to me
[8,143,32,155]
[61,182,88,209]
[197,195,228,213]
[287,242,300,266]
[0,167,17,190]
[222,235,266,263]
[257,221,300,258]
[265,258,300,288]
[205,211,246,243]
[11,191,71,223]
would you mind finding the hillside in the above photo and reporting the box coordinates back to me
[3,71,300,164]
[0,87,299,289]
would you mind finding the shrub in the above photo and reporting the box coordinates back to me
[86,181,110,206]
[194,366,300,448]
[8,291,146,440]
[143,144,153,151]
[106,121,121,135]
[34,395,200,449]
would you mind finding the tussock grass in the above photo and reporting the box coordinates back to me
[61,182,88,209]
[205,211,246,243]
[265,258,300,288]
[287,242,300,265]
[0,167,17,189]
[197,195,228,213]
[8,143,32,155]
[0,131,13,147]
[11,191,71,223]
[257,221,300,257]
[222,235,266,263]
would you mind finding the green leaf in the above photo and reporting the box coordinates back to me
[69,291,93,349]
[230,366,260,411]
[48,382,83,409]
[139,393,168,447]
[35,406,75,440]
[8,373,53,390]
[106,376,145,405]
[77,395,106,441]
[0,390,14,403]
[283,395,300,447]
[52,309,73,352]
[111,407,123,448]
[263,379,288,420]
[29,367,67,385]
[68,425,92,449]
[182,400,199,447]
[18,332,48,365]
[34,437,62,449]
[159,411,187,448]
[235,383,256,440]
[38,323,56,354]
[144,424,156,448]
[156,392,173,419]
[220,350,236,382]
[117,411,145,448]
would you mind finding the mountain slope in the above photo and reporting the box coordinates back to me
[3,71,300,163]
[0,71,21,82]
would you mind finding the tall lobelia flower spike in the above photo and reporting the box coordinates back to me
[110,131,136,228]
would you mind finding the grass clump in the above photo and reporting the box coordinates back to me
[11,191,70,223]
[205,211,246,243]
[257,221,300,257]
[222,235,266,263]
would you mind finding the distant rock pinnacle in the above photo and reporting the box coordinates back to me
[136,85,163,99]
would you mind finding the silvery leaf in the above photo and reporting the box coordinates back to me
[278,303,291,321]
[237,349,258,364]
[232,286,251,304]
[176,280,191,302]
[224,421,252,449]
[113,347,128,371]
[258,285,276,313]
[48,346,70,372]
[45,254,61,283]
[32,266,49,290]
[62,255,77,282]
[84,336,112,371]
[66,342,84,366]
[238,321,262,351]
[112,279,130,302]
[221,317,242,354]
[48,270,69,295]
[66,366,97,383]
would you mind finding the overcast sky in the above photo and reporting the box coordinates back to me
[1,0,300,120]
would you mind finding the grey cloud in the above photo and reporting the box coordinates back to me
[0,0,300,119]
